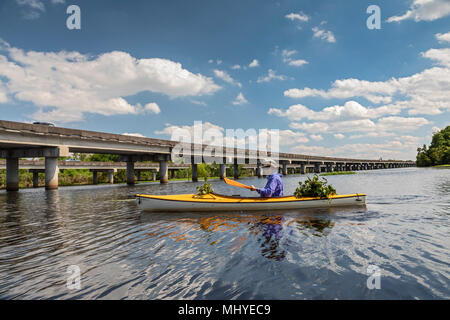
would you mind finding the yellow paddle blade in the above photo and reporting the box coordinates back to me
[223,177,253,190]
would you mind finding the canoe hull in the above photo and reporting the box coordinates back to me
[136,193,366,212]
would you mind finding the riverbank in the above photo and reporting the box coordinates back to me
[320,171,356,176]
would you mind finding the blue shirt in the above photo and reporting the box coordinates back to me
[257,173,284,197]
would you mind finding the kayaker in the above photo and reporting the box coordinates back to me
[250,160,284,197]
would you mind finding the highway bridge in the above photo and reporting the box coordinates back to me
[0,120,415,191]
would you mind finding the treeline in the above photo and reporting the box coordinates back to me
[416,126,450,166]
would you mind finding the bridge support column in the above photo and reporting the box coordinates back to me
[282,162,288,175]
[152,171,156,181]
[45,157,59,190]
[314,163,321,174]
[32,171,39,188]
[126,161,135,185]
[136,170,141,181]
[108,170,114,184]
[6,157,19,192]
[234,159,239,179]
[300,164,306,174]
[191,163,198,182]
[220,164,226,180]
[159,160,168,184]
[92,171,98,185]
[326,164,333,172]
[256,161,263,178]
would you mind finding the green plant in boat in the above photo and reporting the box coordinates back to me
[196,180,214,195]
[294,174,337,199]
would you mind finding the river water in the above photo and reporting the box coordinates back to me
[0,167,448,299]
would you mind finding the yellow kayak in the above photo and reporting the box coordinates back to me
[135,193,366,212]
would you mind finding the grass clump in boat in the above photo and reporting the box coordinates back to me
[320,171,355,176]
[294,174,336,199]
[196,177,214,195]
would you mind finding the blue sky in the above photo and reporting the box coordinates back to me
[0,0,449,160]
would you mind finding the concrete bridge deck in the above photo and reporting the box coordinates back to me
[0,120,415,191]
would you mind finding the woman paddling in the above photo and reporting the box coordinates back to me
[250,160,284,197]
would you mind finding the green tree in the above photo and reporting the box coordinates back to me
[416,126,450,166]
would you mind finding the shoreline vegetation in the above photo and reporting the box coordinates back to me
[416,126,450,167]
[320,171,355,176]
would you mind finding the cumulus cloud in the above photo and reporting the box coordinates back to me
[281,49,308,67]
[268,101,404,121]
[312,26,336,43]
[334,133,345,140]
[387,0,450,23]
[310,134,323,141]
[231,64,241,70]
[213,69,242,87]
[436,32,450,43]
[144,102,161,114]
[0,40,220,122]
[289,116,430,134]
[232,92,248,105]
[155,121,308,148]
[249,59,259,68]
[284,47,450,115]
[257,69,288,83]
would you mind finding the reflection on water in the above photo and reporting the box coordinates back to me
[0,167,449,299]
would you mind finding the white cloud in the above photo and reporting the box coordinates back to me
[312,26,336,43]
[284,48,450,115]
[289,116,430,134]
[216,59,222,65]
[144,102,161,114]
[436,32,450,43]
[334,133,345,140]
[288,59,308,67]
[232,92,248,106]
[281,49,297,59]
[0,41,220,123]
[231,64,241,70]
[155,122,308,148]
[257,69,288,83]
[269,101,403,121]
[122,132,146,138]
[285,12,309,22]
[310,134,323,141]
[387,0,450,23]
[421,48,450,67]
[213,69,242,87]
[249,59,259,68]
[281,49,308,67]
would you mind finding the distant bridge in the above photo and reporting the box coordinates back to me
[0,120,415,191]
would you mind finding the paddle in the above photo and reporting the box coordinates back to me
[223,177,253,190]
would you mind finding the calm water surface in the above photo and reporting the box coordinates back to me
[0,167,448,299]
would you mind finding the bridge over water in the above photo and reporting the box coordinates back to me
[0,120,415,191]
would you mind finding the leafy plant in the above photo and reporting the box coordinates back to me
[294,175,336,199]
[196,182,214,195]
